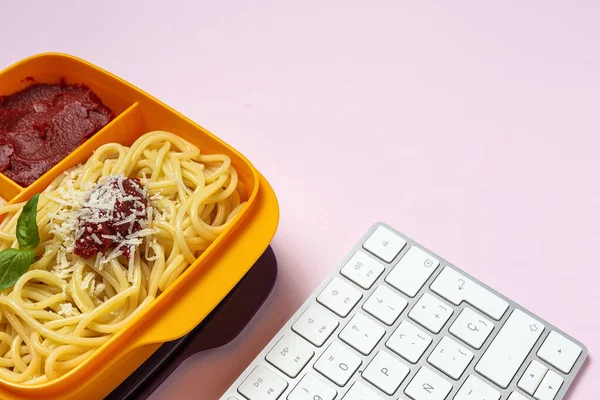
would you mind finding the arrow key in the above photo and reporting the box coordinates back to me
[517,360,548,395]
[533,370,563,400]
[537,331,583,374]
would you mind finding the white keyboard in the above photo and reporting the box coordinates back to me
[220,223,587,400]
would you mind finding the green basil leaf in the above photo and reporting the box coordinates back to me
[0,249,35,290]
[16,194,40,251]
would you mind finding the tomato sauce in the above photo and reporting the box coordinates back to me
[0,81,113,186]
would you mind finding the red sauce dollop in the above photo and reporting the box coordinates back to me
[74,176,148,260]
[0,81,113,186]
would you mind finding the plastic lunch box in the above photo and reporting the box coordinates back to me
[0,53,279,399]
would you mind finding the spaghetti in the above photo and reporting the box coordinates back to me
[0,131,246,383]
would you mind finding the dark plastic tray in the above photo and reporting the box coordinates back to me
[106,246,278,400]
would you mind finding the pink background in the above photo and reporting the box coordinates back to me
[1,1,598,398]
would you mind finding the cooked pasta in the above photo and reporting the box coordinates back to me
[0,131,246,383]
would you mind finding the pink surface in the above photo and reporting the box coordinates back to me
[2,1,599,398]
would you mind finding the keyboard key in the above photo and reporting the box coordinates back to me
[288,373,337,400]
[342,381,385,400]
[508,393,529,400]
[385,246,439,297]
[408,293,453,334]
[427,336,473,380]
[449,307,494,349]
[475,309,545,388]
[454,375,500,400]
[265,334,315,378]
[339,313,385,355]
[363,225,406,263]
[340,251,385,289]
[518,360,548,395]
[430,267,508,320]
[534,370,563,400]
[317,277,363,318]
[362,350,410,395]
[404,366,452,400]
[292,304,339,347]
[537,331,582,374]
[314,342,362,386]
[362,285,408,325]
[238,365,288,400]
[386,320,432,363]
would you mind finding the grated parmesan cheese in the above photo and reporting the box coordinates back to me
[86,217,110,223]
[145,238,159,261]
[94,283,106,296]
[114,215,136,226]
[150,192,164,201]
[128,248,135,279]
[117,178,126,198]
[81,272,95,291]
[94,253,103,270]
[91,233,102,245]
[58,303,78,317]
[129,229,157,238]
[101,243,125,265]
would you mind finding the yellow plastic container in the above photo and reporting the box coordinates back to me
[0,53,279,399]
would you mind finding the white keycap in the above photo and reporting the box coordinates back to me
[386,320,432,363]
[363,225,406,263]
[537,331,582,374]
[408,293,453,334]
[292,304,340,347]
[454,375,500,400]
[508,393,529,400]
[449,307,494,349]
[287,373,337,400]
[362,285,408,325]
[238,365,288,400]
[385,246,439,297]
[427,336,473,380]
[475,309,545,388]
[534,370,563,400]
[362,350,410,395]
[518,360,548,395]
[343,381,385,400]
[339,313,385,355]
[314,342,362,386]
[430,267,508,320]
[340,251,385,289]
[317,277,363,318]
[404,366,452,400]
[265,334,315,378]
